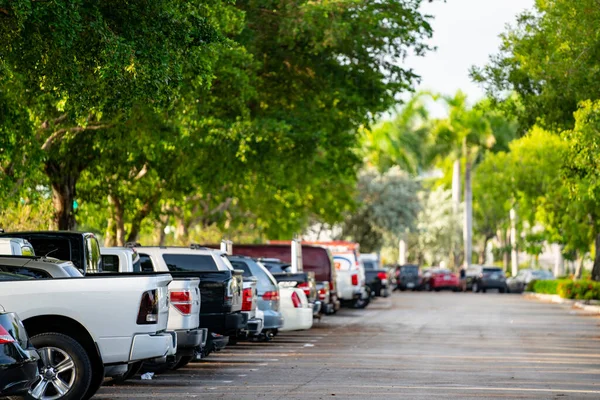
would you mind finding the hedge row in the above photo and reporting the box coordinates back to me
[528,279,600,301]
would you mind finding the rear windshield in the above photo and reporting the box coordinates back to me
[483,268,503,273]
[261,261,291,273]
[102,254,119,272]
[400,266,419,275]
[0,271,32,281]
[162,254,218,272]
[0,265,51,279]
[362,260,377,270]
[27,238,73,263]
[230,258,277,293]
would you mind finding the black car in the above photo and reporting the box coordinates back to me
[468,266,507,293]
[396,264,420,291]
[361,260,390,297]
[0,307,39,397]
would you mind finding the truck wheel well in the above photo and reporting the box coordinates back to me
[23,315,103,373]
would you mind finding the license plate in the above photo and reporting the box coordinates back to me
[491,274,500,280]
[407,283,415,288]
[444,275,451,281]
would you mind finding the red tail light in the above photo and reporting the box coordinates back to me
[263,290,280,301]
[351,274,359,286]
[242,287,254,311]
[137,289,159,324]
[170,290,192,315]
[377,272,387,280]
[0,325,14,344]
[297,282,311,297]
[291,291,302,308]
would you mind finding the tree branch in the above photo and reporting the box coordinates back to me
[0,8,9,15]
[41,123,111,151]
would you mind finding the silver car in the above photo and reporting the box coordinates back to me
[0,256,83,278]
[228,256,284,338]
[507,269,554,293]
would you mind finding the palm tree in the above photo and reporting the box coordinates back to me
[430,92,514,268]
[362,92,434,174]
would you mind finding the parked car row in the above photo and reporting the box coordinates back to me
[391,263,555,294]
[0,234,380,399]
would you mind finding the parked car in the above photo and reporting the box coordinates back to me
[133,246,245,356]
[0,231,103,273]
[217,243,341,315]
[0,260,175,400]
[0,237,36,256]
[0,255,83,278]
[227,256,284,339]
[468,265,508,293]
[0,305,39,397]
[101,247,205,372]
[279,286,313,331]
[507,269,555,293]
[422,268,461,291]
[360,254,390,297]
[395,264,421,291]
[260,258,321,317]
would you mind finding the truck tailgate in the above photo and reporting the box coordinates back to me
[168,277,201,331]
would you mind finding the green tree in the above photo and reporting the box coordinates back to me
[472,0,600,131]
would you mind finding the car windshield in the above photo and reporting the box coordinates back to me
[362,260,378,270]
[162,254,218,272]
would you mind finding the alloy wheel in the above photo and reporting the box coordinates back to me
[30,346,77,400]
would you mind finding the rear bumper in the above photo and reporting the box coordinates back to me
[129,331,177,362]
[244,317,264,334]
[281,308,313,332]
[0,351,39,396]
[263,310,284,330]
[176,328,202,356]
[312,301,322,316]
[481,280,507,288]
[202,312,247,335]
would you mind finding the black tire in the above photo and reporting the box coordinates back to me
[499,286,506,294]
[434,288,440,292]
[111,361,142,383]
[82,363,104,400]
[482,288,487,293]
[172,355,193,370]
[27,332,92,400]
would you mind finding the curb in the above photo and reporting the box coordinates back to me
[524,292,600,314]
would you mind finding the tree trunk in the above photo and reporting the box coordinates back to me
[45,161,79,230]
[463,152,473,268]
[109,194,126,246]
[104,215,116,247]
[592,233,600,281]
[174,216,190,245]
[154,215,168,246]
[575,252,584,280]
[126,200,155,244]
[451,159,461,214]
[500,229,510,271]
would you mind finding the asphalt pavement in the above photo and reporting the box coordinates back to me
[96,292,600,399]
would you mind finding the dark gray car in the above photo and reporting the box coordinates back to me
[470,266,507,293]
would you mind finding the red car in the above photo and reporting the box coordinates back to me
[423,268,460,292]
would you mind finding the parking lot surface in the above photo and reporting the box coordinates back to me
[96,293,600,399]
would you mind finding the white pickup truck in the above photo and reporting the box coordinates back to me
[0,271,176,400]
[101,247,206,371]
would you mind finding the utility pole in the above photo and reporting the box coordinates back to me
[399,238,407,265]
[510,208,519,277]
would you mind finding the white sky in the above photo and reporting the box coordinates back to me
[403,0,535,117]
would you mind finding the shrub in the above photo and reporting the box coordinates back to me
[558,280,600,301]
[530,279,561,294]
